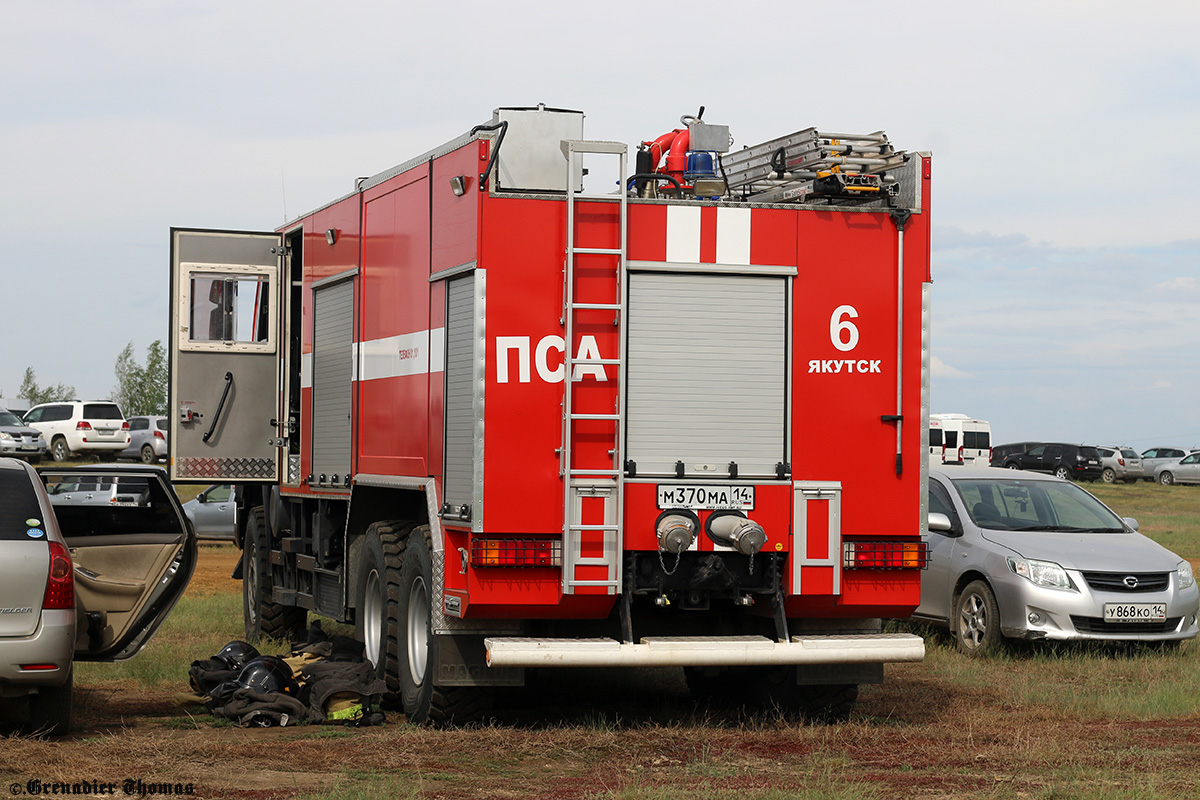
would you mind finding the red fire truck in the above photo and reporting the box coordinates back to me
[169,105,932,723]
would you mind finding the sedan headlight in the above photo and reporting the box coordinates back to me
[1179,560,1195,590]
[1007,557,1076,591]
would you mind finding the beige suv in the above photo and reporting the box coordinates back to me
[22,402,130,462]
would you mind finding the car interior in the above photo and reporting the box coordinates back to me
[44,473,190,659]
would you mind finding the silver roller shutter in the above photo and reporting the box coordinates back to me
[443,275,476,510]
[626,273,786,478]
[311,279,354,481]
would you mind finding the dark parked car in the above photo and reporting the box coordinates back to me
[990,441,1039,468]
[998,443,1102,481]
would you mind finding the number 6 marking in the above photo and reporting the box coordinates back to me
[830,305,860,352]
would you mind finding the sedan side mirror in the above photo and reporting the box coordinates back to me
[928,512,953,533]
[1122,516,1139,531]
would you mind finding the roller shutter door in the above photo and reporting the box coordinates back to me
[443,275,475,509]
[311,280,353,481]
[626,273,786,478]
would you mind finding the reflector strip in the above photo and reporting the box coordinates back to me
[843,540,928,570]
[471,538,562,568]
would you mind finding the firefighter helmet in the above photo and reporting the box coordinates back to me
[236,655,297,695]
[214,641,260,671]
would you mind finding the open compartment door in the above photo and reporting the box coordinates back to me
[169,228,282,482]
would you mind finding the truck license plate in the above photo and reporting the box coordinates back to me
[1103,603,1166,622]
[657,484,754,510]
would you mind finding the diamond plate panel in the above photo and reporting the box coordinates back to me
[431,549,522,635]
[288,455,301,484]
[177,457,275,480]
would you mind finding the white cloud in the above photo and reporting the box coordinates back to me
[931,357,970,379]
[1155,277,1196,293]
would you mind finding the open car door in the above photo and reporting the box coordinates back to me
[40,465,196,661]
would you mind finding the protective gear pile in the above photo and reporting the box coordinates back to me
[186,622,386,727]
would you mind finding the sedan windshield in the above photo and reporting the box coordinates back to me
[951,478,1125,533]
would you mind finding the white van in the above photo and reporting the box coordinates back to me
[929,413,992,465]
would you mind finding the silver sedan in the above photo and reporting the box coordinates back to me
[1155,452,1200,486]
[913,466,1199,654]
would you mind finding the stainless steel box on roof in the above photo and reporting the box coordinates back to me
[492,106,584,193]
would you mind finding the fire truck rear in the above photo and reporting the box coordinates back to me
[169,105,932,723]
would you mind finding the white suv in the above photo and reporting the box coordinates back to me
[23,401,130,462]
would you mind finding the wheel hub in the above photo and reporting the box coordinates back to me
[407,576,429,684]
[363,569,383,668]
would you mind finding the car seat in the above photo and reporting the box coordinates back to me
[972,502,1001,524]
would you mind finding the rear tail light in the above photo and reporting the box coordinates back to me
[471,538,562,567]
[989,447,994,463]
[1118,457,1125,466]
[958,446,964,462]
[843,540,928,570]
[76,421,92,431]
[43,540,75,609]
[154,430,165,440]
[122,421,130,431]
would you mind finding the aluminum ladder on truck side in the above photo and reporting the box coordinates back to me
[559,139,627,596]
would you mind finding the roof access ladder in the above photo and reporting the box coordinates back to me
[559,140,627,596]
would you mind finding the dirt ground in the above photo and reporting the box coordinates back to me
[4,546,1200,799]
[188,544,242,596]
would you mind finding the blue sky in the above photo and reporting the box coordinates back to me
[1,0,1196,449]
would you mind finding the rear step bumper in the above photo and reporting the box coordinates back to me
[484,633,924,668]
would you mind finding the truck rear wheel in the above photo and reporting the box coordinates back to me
[356,520,410,701]
[397,526,491,726]
[751,667,858,723]
[243,507,306,643]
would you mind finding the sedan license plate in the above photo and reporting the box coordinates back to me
[1103,603,1166,623]
[657,484,754,510]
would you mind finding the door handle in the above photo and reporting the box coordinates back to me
[203,372,234,443]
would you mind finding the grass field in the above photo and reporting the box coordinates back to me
[5,475,1199,798]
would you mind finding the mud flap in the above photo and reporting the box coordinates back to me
[433,634,524,687]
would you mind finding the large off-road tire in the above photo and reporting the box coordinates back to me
[355,520,410,701]
[683,666,728,708]
[955,579,1005,656]
[28,667,73,736]
[397,526,492,725]
[745,666,858,723]
[243,507,306,643]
